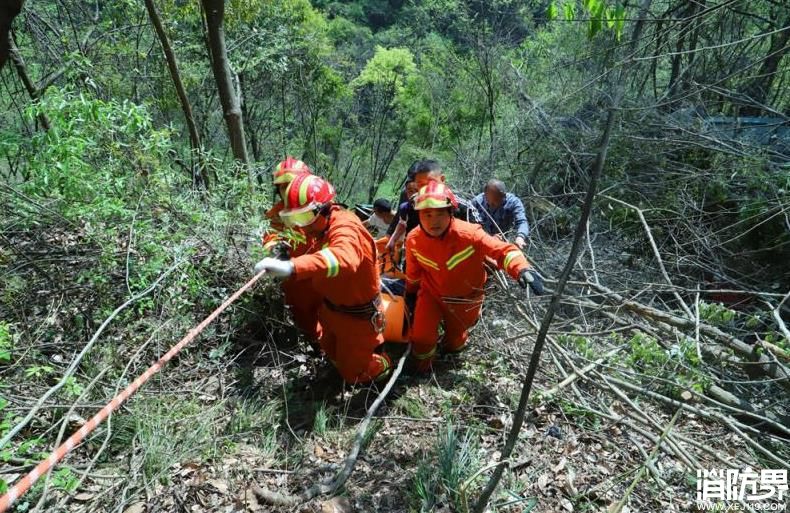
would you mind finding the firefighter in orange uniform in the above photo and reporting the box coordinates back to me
[254,174,391,384]
[405,182,545,372]
[260,157,322,342]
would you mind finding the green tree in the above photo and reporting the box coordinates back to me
[351,45,417,201]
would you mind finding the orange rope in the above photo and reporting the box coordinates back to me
[0,271,266,512]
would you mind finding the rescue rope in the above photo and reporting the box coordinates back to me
[0,270,268,512]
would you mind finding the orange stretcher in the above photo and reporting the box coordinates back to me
[381,292,408,343]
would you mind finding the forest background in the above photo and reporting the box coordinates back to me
[0,0,788,511]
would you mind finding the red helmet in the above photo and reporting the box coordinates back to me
[280,174,336,227]
[272,156,312,185]
[413,181,458,211]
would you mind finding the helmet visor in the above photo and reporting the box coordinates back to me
[272,171,298,185]
[280,203,319,228]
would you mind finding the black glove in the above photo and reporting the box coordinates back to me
[405,292,417,323]
[270,241,291,261]
[519,269,545,295]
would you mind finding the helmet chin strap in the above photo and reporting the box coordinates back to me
[309,204,333,237]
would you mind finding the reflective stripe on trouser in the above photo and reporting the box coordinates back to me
[318,304,387,384]
[410,290,483,357]
[282,279,323,341]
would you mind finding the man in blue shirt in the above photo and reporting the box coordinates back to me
[472,179,530,249]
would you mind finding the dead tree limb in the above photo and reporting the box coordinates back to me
[586,281,790,386]
[597,374,790,468]
[32,368,109,512]
[0,261,181,449]
[253,346,411,506]
[767,291,790,344]
[600,194,694,319]
[541,345,625,400]
[559,292,790,431]
[7,33,49,130]
[610,409,682,513]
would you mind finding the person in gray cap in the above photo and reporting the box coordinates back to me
[472,179,530,249]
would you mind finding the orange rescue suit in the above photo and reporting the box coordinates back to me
[291,206,389,383]
[405,218,530,361]
[262,202,322,341]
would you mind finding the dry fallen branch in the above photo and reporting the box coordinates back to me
[0,261,182,449]
[600,194,694,320]
[253,346,411,507]
[585,281,790,386]
[527,287,789,436]
[541,344,626,400]
[610,408,682,513]
[594,373,789,469]
[32,368,109,512]
[55,322,172,512]
[767,291,790,344]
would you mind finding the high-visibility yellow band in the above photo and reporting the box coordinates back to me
[273,171,298,184]
[320,248,340,277]
[412,250,439,270]
[504,250,523,269]
[446,245,475,270]
[414,346,437,360]
[414,197,451,210]
[298,178,310,206]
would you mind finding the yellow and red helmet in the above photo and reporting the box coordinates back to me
[279,174,336,227]
[272,156,312,185]
[413,181,458,211]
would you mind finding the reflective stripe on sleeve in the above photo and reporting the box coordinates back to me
[414,346,437,360]
[320,248,340,277]
[503,250,523,269]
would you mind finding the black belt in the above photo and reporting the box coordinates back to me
[324,295,382,318]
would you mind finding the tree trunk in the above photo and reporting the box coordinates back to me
[0,0,24,71]
[144,0,209,188]
[7,34,50,130]
[471,1,655,510]
[738,15,790,116]
[683,0,705,94]
[667,0,705,105]
[238,72,261,163]
[201,0,250,166]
